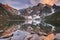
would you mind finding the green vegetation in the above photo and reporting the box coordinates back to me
[44,12,60,27]
[44,12,60,33]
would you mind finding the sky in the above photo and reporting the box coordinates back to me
[0,0,60,10]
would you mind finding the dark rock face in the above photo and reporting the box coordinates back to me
[42,6,52,13]
[52,4,60,12]
[19,3,56,16]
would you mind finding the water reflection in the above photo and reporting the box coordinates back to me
[0,15,54,36]
[0,13,55,38]
[24,15,41,25]
[0,21,24,37]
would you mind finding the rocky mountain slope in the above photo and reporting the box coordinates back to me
[0,3,25,35]
[19,3,52,16]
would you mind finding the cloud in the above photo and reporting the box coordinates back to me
[0,0,60,9]
[0,0,6,4]
[5,0,20,5]
[30,0,39,5]
[40,0,57,6]
[30,0,36,5]
[55,0,60,5]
